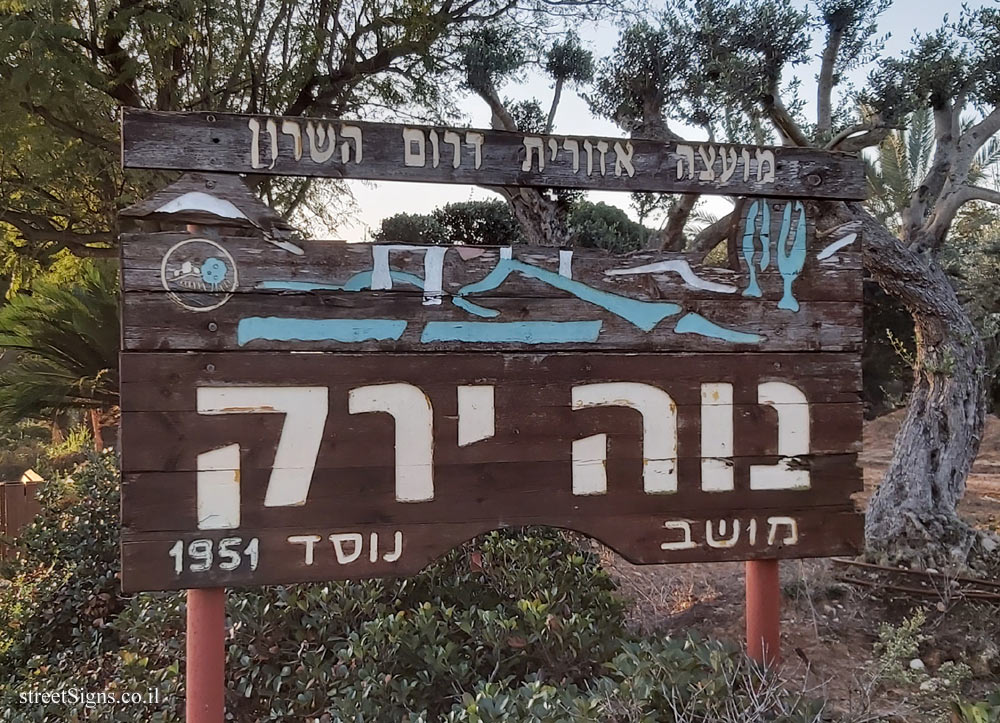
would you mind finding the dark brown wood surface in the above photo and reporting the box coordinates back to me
[120,226,862,354]
[120,352,862,591]
[121,109,867,200]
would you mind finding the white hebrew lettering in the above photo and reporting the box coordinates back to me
[750,381,811,490]
[571,434,607,495]
[660,520,697,550]
[306,121,337,163]
[403,128,426,167]
[595,140,609,176]
[383,530,403,562]
[548,138,559,161]
[747,518,758,546]
[676,144,695,179]
[198,386,328,509]
[288,534,322,565]
[755,149,776,183]
[330,533,363,564]
[457,385,495,447]
[428,130,440,168]
[562,139,580,173]
[196,443,241,530]
[697,145,717,181]
[583,140,595,175]
[265,119,278,169]
[522,136,545,171]
[369,532,379,563]
[281,119,303,161]
[701,382,734,492]
[465,132,484,169]
[572,382,678,494]
[706,519,741,548]
[249,118,264,169]
[767,516,798,545]
[741,149,752,181]
[349,383,434,502]
[340,125,363,164]
[719,147,739,182]
[444,130,462,168]
[613,141,635,177]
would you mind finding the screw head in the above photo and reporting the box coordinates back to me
[207,322,218,332]
[206,363,216,372]
[806,173,822,187]
[205,179,216,189]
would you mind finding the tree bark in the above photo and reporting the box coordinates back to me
[820,203,991,567]
[491,187,571,247]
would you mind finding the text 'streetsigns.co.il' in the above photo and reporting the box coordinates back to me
[119,111,865,592]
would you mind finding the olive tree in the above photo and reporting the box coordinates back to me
[460,28,596,245]
[0,0,609,277]
[592,0,999,565]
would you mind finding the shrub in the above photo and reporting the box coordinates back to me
[0,457,824,722]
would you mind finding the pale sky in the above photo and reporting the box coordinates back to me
[332,0,974,241]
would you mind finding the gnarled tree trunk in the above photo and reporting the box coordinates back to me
[831,205,991,567]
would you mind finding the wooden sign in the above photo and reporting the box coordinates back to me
[119,197,864,591]
[121,109,867,200]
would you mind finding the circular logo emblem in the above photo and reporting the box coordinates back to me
[160,238,238,311]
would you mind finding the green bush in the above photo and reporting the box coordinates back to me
[0,456,825,722]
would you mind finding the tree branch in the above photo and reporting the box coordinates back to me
[1,214,115,256]
[816,24,845,142]
[763,84,810,147]
[827,123,892,152]
[689,212,734,254]
[19,102,116,153]
[653,194,698,251]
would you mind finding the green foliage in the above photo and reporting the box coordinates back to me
[374,212,450,244]
[568,201,650,253]
[461,25,527,96]
[0,260,118,424]
[433,201,526,246]
[375,200,526,246]
[545,32,594,85]
[0,456,826,722]
[873,608,927,686]
[952,691,1000,723]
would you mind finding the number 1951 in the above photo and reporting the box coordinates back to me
[169,537,259,574]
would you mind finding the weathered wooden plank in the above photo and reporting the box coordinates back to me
[119,233,863,298]
[120,223,861,354]
[121,292,861,352]
[122,454,862,531]
[120,508,863,591]
[118,350,861,590]
[121,109,867,200]
[119,352,862,396]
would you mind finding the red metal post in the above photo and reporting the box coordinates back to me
[186,588,227,722]
[745,559,781,667]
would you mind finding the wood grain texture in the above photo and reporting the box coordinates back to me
[119,352,862,591]
[120,231,861,353]
[121,109,867,200]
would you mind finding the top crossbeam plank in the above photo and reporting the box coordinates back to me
[121,109,866,200]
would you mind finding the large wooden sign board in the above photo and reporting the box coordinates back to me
[119,113,864,592]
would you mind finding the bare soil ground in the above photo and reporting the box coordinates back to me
[602,411,1000,720]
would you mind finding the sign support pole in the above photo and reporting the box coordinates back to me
[745,559,780,667]
[186,587,226,722]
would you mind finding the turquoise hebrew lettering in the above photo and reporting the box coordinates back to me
[741,200,769,298]
[776,201,807,311]
[253,245,765,344]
